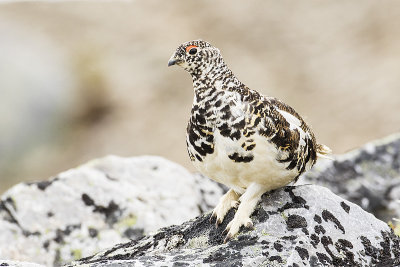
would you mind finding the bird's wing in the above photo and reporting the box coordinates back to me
[240,91,318,174]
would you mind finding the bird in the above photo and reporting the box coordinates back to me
[168,40,331,242]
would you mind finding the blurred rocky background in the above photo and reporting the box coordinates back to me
[1,0,400,192]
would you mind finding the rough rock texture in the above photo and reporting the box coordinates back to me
[71,185,400,267]
[0,156,224,266]
[2,134,400,266]
[300,133,400,222]
[0,261,45,267]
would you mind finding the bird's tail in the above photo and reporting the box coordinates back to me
[316,144,333,160]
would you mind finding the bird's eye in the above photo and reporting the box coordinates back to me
[186,45,198,55]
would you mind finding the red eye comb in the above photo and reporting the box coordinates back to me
[186,45,198,52]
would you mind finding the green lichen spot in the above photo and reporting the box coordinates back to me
[185,235,209,249]
[261,229,270,236]
[71,249,82,260]
[118,214,137,228]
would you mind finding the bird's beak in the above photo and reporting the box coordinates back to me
[168,58,178,67]
[168,54,182,67]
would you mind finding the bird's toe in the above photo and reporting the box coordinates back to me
[223,215,254,242]
[231,200,239,209]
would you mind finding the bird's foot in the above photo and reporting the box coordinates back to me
[210,189,240,227]
[211,200,239,226]
[222,183,266,243]
[223,216,254,243]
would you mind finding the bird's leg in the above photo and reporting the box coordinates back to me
[210,189,240,226]
[224,183,266,243]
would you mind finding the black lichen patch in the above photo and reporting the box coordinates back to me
[277,187,310,212]
[203,248,243,265]
[207,209,236,245]
[316,252,332,265]
[178,213,211,245]
[36,181,53,191]
[0,197,18,224]
[301,227,309,236]
[313,214,322,224]
[81,193,122,225]
[77,236,140,263]
[88,228,99,238]
[103,239,140,259]
[319,234,360,266]
[93,201,121,225]
[152,224,185,249]
[25,177,59,191]
[321,210,345,234]
[273,241,283,252]
[251,206,269,223]
[286,214,307,229]
[321,236,333,247]
[340,201,350,213]
[20,229,40,238]
[82,193,95,206]
[334,239,355,264]
[269,255,282,263]
[335,239,353,250]
[310,233,320,248]
[261,240,270,253]
[295,246,309,260]
[43,240,50,251]
[262,250,269,258]
[360,231,400,266]
[54,224,81,244]
[172,262,190,267]
[229,235,258,252]
[314,225,326,235]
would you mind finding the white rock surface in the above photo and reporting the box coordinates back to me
[0,155,224,266]
[0,261,45,267]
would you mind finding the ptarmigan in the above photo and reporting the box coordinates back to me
[168,40,331,242]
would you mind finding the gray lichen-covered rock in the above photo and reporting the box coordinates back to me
[301,133,400,222]
[0,155,224,266]
[0,260,45,267]
[71,185,400,267]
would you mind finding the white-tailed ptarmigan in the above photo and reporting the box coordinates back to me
[168,40,331,242]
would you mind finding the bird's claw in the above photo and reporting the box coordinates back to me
[222,216,254,243]
[210,211,223,227]
[245,221,254,229]
[209,212,216,223]
[224,233,232,243]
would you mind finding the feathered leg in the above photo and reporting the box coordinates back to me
[210,189,240,226]
[224,183,266,242]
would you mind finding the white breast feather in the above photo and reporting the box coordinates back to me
[192,130,298,193]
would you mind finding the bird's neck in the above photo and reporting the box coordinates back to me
[191,63,243,102]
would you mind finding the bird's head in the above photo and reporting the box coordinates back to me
[168,40,223,77]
